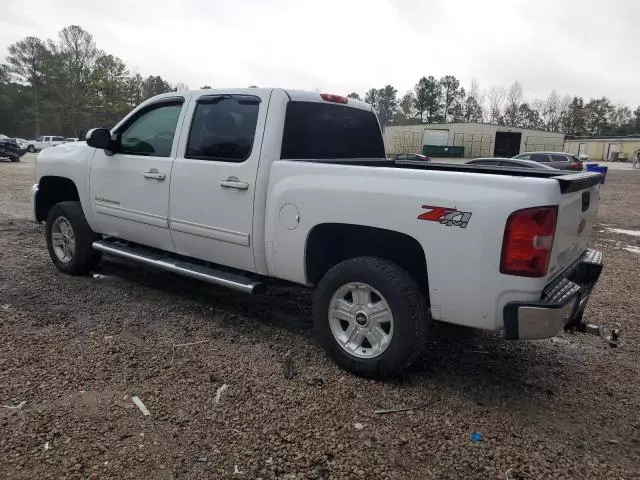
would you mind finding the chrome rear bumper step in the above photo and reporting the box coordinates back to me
[92,239,264,294]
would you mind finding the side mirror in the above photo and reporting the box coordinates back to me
[86,128,114,152]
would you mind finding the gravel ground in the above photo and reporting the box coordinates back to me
[1,155,639,479]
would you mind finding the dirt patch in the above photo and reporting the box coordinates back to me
[1,161,639,478]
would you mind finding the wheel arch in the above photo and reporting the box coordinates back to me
[305,223,429,299]
[35,176,81,222]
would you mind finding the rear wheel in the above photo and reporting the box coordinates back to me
[313,257,429,378]
[45,201,101,274]
[27,145,35,153]
[10,155,20,162]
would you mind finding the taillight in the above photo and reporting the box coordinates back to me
[320,93,348,104]
[570,162,583,170]
[501,206,558,277]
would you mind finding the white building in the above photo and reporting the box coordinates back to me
[384,123,565,158]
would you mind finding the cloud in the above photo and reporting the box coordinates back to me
[1,0,638,106]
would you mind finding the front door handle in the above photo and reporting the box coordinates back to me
[220,177,249,190]
[143,169,166,180]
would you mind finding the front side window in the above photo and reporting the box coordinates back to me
[118,103,182,157]
[281,102,385,160]
[36,136,44,142]
[44,137,52,142]
[186,95,260,162]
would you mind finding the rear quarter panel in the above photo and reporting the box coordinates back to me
[265,161,564,331]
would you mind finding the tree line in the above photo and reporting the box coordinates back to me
[2,25,640,138]
[0,25,185,138]
[348,78,640,136]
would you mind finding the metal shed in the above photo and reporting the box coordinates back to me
[383,123,565,158]
[564,136,640,162]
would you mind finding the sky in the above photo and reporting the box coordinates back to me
[2,0,639,107]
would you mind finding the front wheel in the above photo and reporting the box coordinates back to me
[313,257,429,378]
[27,145,35,153]
[45,201,101,275]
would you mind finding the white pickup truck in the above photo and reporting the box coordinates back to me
[27,135,67,152]
[32,88,604,378]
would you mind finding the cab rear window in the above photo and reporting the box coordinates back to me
[281,102,385,160]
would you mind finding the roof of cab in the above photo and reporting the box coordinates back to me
[143,88,374,112]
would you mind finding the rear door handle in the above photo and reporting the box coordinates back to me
[220,177,249,190]
[143,169,166,180]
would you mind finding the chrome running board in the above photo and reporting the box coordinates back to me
[92,239,264,294]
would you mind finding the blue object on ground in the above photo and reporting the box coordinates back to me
[471,431,482,442]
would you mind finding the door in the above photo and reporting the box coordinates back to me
[494,131,522,157]
[169,92,270,272]
[550,154,572,170]
[578,143,587,157]
[89,97,186,251]
[528,153,552,167]
[43,136,53,149]
[606,143,620,161]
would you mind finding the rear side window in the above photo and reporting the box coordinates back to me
[53,136,65,141]
[531,153,550,162]
[281,102,385,159]
[186,95,260,162]
[551,154,569,162]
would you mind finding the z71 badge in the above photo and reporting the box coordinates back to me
[418,205,472,228]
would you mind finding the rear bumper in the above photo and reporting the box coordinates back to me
[504,249,603,340]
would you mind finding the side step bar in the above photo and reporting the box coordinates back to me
[92,240,264,294]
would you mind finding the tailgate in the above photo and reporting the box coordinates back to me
[549,172,601,278]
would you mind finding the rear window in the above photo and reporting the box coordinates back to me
[281,102,385,160]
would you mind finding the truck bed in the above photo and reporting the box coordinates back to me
[298,158,603,194]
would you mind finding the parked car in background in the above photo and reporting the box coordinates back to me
[466,157,558,170]
[27,136,67,152]
[0,134,21,162]
[513,152,583,171]
[394,153,430,162]
[11,138,29,155]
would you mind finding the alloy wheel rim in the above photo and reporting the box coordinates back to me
[328,282,394,359]
[51,216,76,263]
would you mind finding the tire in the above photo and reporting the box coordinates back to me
[313,257,428,378]
[45,201,101,275]
[27,145,35,153]
[10,155,20,162]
